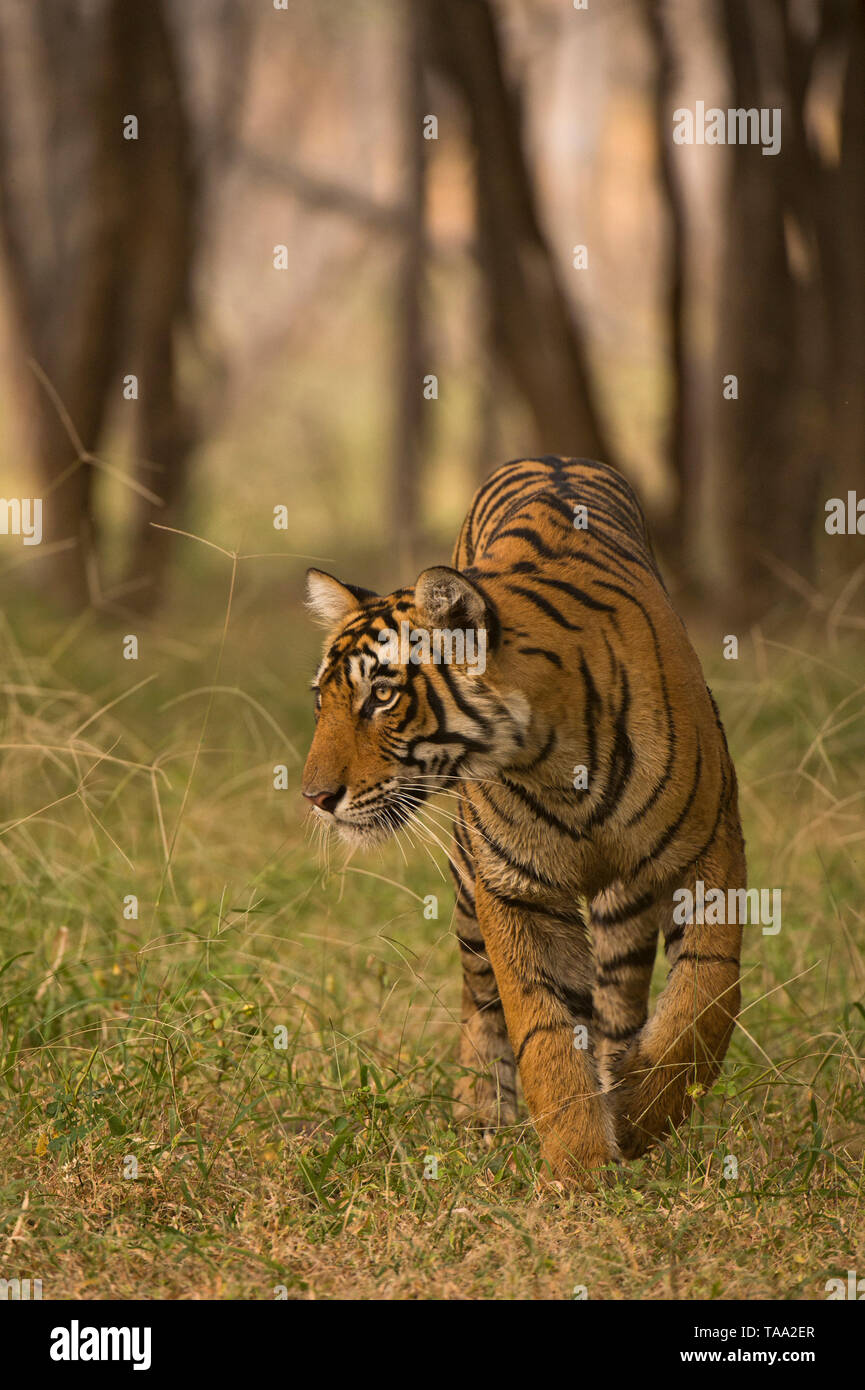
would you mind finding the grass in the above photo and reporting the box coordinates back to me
[0,563,863,1301]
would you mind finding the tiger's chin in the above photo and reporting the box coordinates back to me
[320,789,430,849]
[329,817,394,849]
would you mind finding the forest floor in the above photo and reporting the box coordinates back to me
[1,569,863,1301]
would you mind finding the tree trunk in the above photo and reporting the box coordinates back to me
[715,0,829,620]
[0,0,197,613]
[646,0,694,577]
[425,0,614,466]
[392,0,429,576]
[114,0,198,612]
[814,1,865,537]
[0,0,129,605]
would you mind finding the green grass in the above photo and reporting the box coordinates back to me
[0,568,863,1300]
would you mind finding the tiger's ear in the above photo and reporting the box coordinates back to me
[305,569,376,628]
[414,566,496,640]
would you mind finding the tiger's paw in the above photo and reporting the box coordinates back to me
[453,1072,518,1133]
[536,1122,618,1192]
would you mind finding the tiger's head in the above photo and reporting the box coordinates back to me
[301,565,530,845]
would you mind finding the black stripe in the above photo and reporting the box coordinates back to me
[593,1021,642,1043]
[582,668,634,829]
[593,889,657,927]
[595,941,658,982]
[676,952,739,966]
[483,884,586,928]
[631,738,704,874]
[531,573,617,614]
[504,583,584,631]
[579,655,600,786]
[515,1022,560,1064]
[516,726,557,773]
[499,775,584,838]
[465,801,561,889]
[494,525,561,561]
[516,646,563,668]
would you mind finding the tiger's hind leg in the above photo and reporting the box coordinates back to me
[450,839,518,1131]
[612,801,745,1158]
[589,889,662,1091]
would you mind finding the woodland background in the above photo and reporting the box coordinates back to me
[0,0,862,623]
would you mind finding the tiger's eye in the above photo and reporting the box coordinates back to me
[374,685,393,701]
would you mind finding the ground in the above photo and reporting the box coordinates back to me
[0,570,863,1300]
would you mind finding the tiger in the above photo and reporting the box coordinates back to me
[302,455,746,1181]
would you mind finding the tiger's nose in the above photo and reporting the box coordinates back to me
[302,786,345,815]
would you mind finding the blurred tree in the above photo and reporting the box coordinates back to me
[715,0,863,621]
[0,0,196,612]
[0,0,127,606]
[393,0,429,573]
[647,0,693,575]
[114,0,198,612]
[424,0,615,467]
[814,0,865,506]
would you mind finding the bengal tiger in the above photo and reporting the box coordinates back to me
[302,455,746,1181]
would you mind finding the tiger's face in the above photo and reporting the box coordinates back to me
[301,565,529,845]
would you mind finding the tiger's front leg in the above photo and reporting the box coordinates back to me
[452,877,518,1132]
[474,879,617,1182]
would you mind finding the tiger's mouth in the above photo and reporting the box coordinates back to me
[322,784,431,846]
